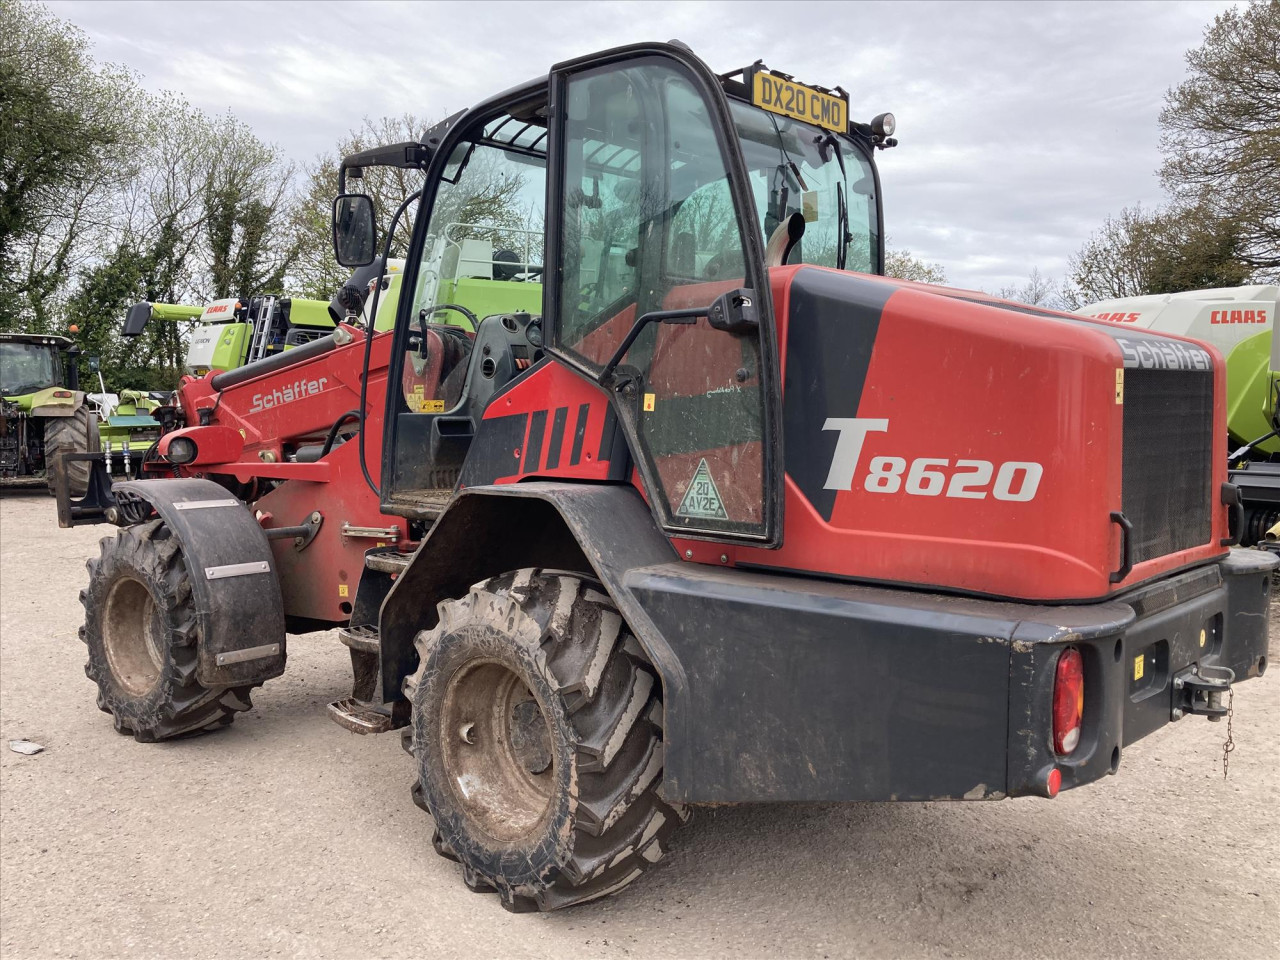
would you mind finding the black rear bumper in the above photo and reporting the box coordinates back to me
[627,549,1275,804]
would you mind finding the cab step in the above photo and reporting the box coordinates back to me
[326,697,409,735]
[364,550,414,575]
[338,623,379,654]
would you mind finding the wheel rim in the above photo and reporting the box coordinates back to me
[102,576,165,696]
[439,658,555,842]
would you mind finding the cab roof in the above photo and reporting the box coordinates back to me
[0,332,73,348]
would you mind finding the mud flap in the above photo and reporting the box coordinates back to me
[110,477,287,687]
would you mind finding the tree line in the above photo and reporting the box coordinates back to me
[2,1,1276,392]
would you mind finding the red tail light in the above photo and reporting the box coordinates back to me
[52,390,73,398]
[1052,647,1084,754]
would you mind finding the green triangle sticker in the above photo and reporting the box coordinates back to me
[677,458,728,520]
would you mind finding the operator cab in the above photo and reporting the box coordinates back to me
[0,334,71,399]
[333,44,890,531]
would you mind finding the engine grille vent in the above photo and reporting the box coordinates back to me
[1122,368,1214,564]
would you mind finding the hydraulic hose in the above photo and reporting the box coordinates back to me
[322,409,362,458]
[356,189,423,499]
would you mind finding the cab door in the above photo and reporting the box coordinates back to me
[545,45,783,546]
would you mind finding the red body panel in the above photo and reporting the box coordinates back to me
[475,362,618,484]
[730,267,1230,601]
[506,267,1230,602]
[153,325,409,624]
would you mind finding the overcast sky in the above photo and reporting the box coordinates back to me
[49,0,1232,293]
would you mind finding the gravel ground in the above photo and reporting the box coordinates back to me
[1,489,1277,959]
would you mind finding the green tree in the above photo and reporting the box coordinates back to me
[1,3,298,387]
[0,0,142,331]
[201,113,296,299]
[61,218,193,393]
[289,163,351,302]
[1160,0,1280,279]
[1069,204,1253,305]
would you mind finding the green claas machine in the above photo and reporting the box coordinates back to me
[123,296,338,376]
[0,332,99,495]
[119,262,425,378]
[88,379,170,481]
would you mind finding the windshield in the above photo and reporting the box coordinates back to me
[0,342,60,396]
[729,101,879,274]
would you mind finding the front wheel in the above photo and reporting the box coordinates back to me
[80,519,259,741]
[404,569,687,911]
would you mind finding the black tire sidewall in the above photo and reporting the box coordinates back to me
[84,532,190,732]
[45,405,99,496]
[413,612,578,892]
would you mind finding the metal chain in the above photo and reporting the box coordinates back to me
[1222,686,1235,781]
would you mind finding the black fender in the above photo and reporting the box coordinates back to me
[108,478,287,687]
[378,482,684,707]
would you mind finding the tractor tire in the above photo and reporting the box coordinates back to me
[80,518,259,742]
[44,404,100,497]
[404,569,687,911]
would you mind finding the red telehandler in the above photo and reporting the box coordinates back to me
[61,42,1274,912]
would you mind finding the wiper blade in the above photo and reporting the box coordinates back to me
[836,182,847,271]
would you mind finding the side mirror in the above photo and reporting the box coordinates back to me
[123,301,151,337]
[332,194,378,268]
[88,356,100,373]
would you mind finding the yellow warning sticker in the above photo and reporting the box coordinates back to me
[1115,368,1125,404]
[802,190,819,223]
[643,393,656,412]
[338,584,349,598]
[1133,653,1144,681]
[419,398,445,413]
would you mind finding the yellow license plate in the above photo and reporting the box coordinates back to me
[751,72,848,132]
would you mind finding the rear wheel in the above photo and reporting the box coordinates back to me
[45,405,100,497]
[80,519,258,741]
[404,569,687,911]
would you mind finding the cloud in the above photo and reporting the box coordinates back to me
[49,0,1233,291]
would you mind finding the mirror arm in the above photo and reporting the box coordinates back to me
[597,308,700,388]
[596,288,759,389]
[338,141,433,193]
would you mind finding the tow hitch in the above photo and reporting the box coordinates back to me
[1172,664,1234,721]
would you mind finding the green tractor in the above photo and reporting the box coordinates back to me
[0,332,99,495]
